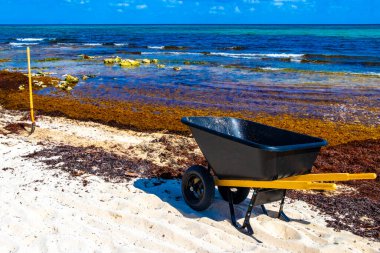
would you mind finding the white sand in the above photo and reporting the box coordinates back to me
[0,108,379,253]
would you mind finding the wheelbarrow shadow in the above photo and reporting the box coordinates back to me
[134,178,310,225]
[134,178,250,221]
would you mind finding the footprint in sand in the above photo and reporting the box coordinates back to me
[260,221,302,240]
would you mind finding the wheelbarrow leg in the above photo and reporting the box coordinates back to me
[277,191,290,222]
[261,205,268,216]
[228,189,257,236]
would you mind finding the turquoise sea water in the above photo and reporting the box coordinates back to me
[0,25,379,124]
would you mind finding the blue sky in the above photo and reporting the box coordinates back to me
[0,0,379,24]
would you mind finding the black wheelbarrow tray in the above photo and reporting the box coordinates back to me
[180,116,377,235]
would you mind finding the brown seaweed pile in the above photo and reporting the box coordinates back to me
[288,192,380,240]
[288,139,380,240]
[0,70,28,90]
[23,140,207,182]
[0,70,60,91]
[24,145,178,181]
[313,139,380,201]
[3,123,26,135]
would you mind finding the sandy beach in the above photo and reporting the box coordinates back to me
[1,107,379,253]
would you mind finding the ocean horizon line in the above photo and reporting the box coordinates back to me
[0,23,379,26]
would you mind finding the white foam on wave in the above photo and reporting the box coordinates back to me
[260,67,284,71]
[57,43,76,46]
[263,53,304,58]
[10,42,39,47]
[148,46,164,49]
[16,38,45,42]
[210,52,304,59]
[83,43,102,46]
[142,51,199,56]
[115,43,128,46]
[141,51,305,59]
[357,72,380,77]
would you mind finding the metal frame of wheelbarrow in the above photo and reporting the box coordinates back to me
[214,172,377,236]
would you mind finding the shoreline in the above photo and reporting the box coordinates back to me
[1,85,380,146]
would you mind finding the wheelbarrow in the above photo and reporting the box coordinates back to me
[180,116,377,235]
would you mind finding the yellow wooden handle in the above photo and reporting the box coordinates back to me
[214,172,377,191]
[214,179,337,191]
[27,47,35,124]
[281,173,377,182]
[347,173,377,180]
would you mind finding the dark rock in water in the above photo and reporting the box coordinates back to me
[82,54,95,60]
[124,51,142,55]
[128,44,148,49]
[183,60,208,65]
[103,42,115,46]
[223,64,244,69]
[301,59,329,64]
[363,61,380,67]
[278,58,292,62]
[219,46,248,50]
[163,46,188,50]
[200,51,211,56]
[36,57,63,62]
[261,57,291,62]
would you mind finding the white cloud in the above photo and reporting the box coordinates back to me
[274,0,284,6]
[116,3,130,7]
[209,6,225,15]
[211,6,224,11]
[273,0,306,8]
[234,6,241,13]
[65,0,90,4]
[162,0,183,8]
[136,4,147,9]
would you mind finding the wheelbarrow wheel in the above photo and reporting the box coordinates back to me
[218,186,250,204]
[182,165,215,211]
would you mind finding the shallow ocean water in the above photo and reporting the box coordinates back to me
[0,25,379,124]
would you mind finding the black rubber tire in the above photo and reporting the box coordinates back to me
[218,186,250,204]
[182,165,215,211]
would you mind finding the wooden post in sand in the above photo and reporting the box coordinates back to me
[27,47,36,134]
